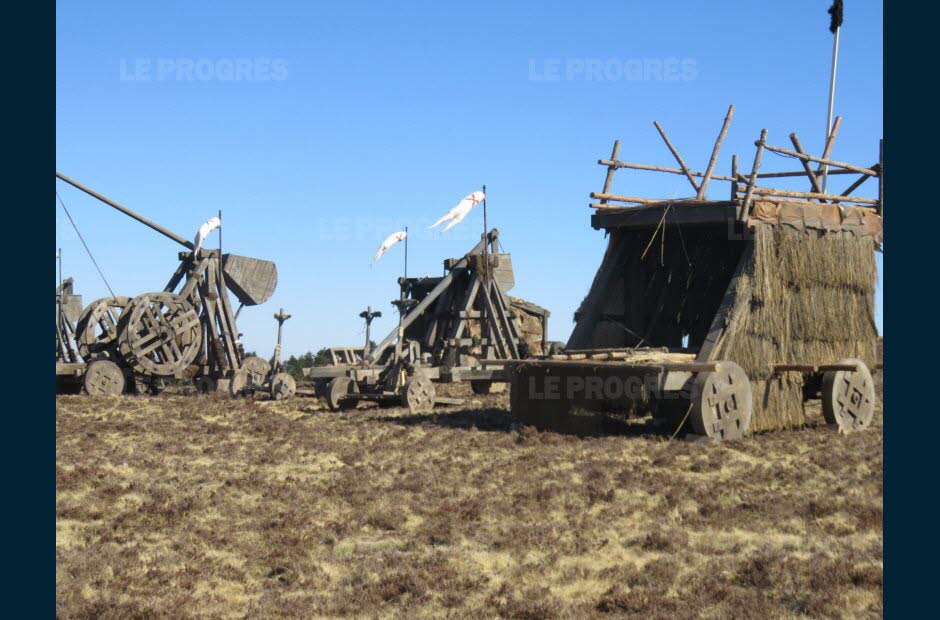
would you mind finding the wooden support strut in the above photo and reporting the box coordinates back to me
[739,129,767,221]
[697,104,734,199]
[733,184,878,205]
[653,121,700,193]
[789,132,826,200]
[759,142,878,177]
[599,140,621,205]
[815,115,843,179]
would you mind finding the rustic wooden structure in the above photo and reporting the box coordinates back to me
[55,172,285,398]
[510,108,882,440]
[304,229,550,411]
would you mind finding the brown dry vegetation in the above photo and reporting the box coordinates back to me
[56,389,882,618]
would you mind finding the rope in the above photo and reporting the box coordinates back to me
[668,402,693,441]
[56,190,117,298]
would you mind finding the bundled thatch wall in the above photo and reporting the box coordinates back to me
[713,224,879,431]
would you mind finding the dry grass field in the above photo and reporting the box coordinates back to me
[56,389,882,618]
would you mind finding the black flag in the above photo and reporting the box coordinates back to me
[828,0,844,34]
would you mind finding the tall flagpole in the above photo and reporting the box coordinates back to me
[823,0,844,192]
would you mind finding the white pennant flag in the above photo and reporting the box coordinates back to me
[429,190,485,233]
[193,216,221,253]
[373,230,407,264]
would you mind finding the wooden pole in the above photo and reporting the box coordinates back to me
[789,133,825,200]
[598,159,854,180]
[760,143,878,176]
[600,140,621,205]
[816,115,842,179]
[735,185,878,205]
[653,121,700,193]
[834,173,872,202]
[730,154,739,201]
[740,129,767,221]
[697,104,734,199]
[590,194,694,207]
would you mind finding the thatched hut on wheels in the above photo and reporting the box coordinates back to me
[509,106,882,440]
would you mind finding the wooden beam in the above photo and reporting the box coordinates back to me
[760,142,878,176]
[739,129,767,221]
[653,120,700,192]
[599,140,621,205]
[698,104,734,199]
[789,132,825,200]
[740,185,878,205]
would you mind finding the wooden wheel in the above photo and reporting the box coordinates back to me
[402,372,436,413]
[326,376,358,411]
[75,296,131,360]
[82,359,125,396]
[270,372,296,400]
[822,359,876,433]
[241,356,272,387]
[229,368,251,397]
[118,292,202,377]
[690,361,752,441]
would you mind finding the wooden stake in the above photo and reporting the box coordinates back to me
[600,140,621,205]
[697,104,734,199]
[653,121,700,193]
[740,129,767,221]
[730,154,739,201]
[789,132,825,200]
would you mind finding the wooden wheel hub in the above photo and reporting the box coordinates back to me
[690,361,752,441]
[822,358,876,433]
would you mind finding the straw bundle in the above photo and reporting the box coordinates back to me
[714,224,878,431]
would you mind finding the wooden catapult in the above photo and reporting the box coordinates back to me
[305,229,550,412]
[55,173,292,398]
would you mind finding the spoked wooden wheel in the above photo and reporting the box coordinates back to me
[75,296,131,360]
[402,372,436,413]
[270,372,296,400]
[82,359,126,396]
[690,361,752,441]
[118,292,202,377]
[822,359,876,433]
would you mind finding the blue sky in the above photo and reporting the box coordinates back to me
[56,1,883,356]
